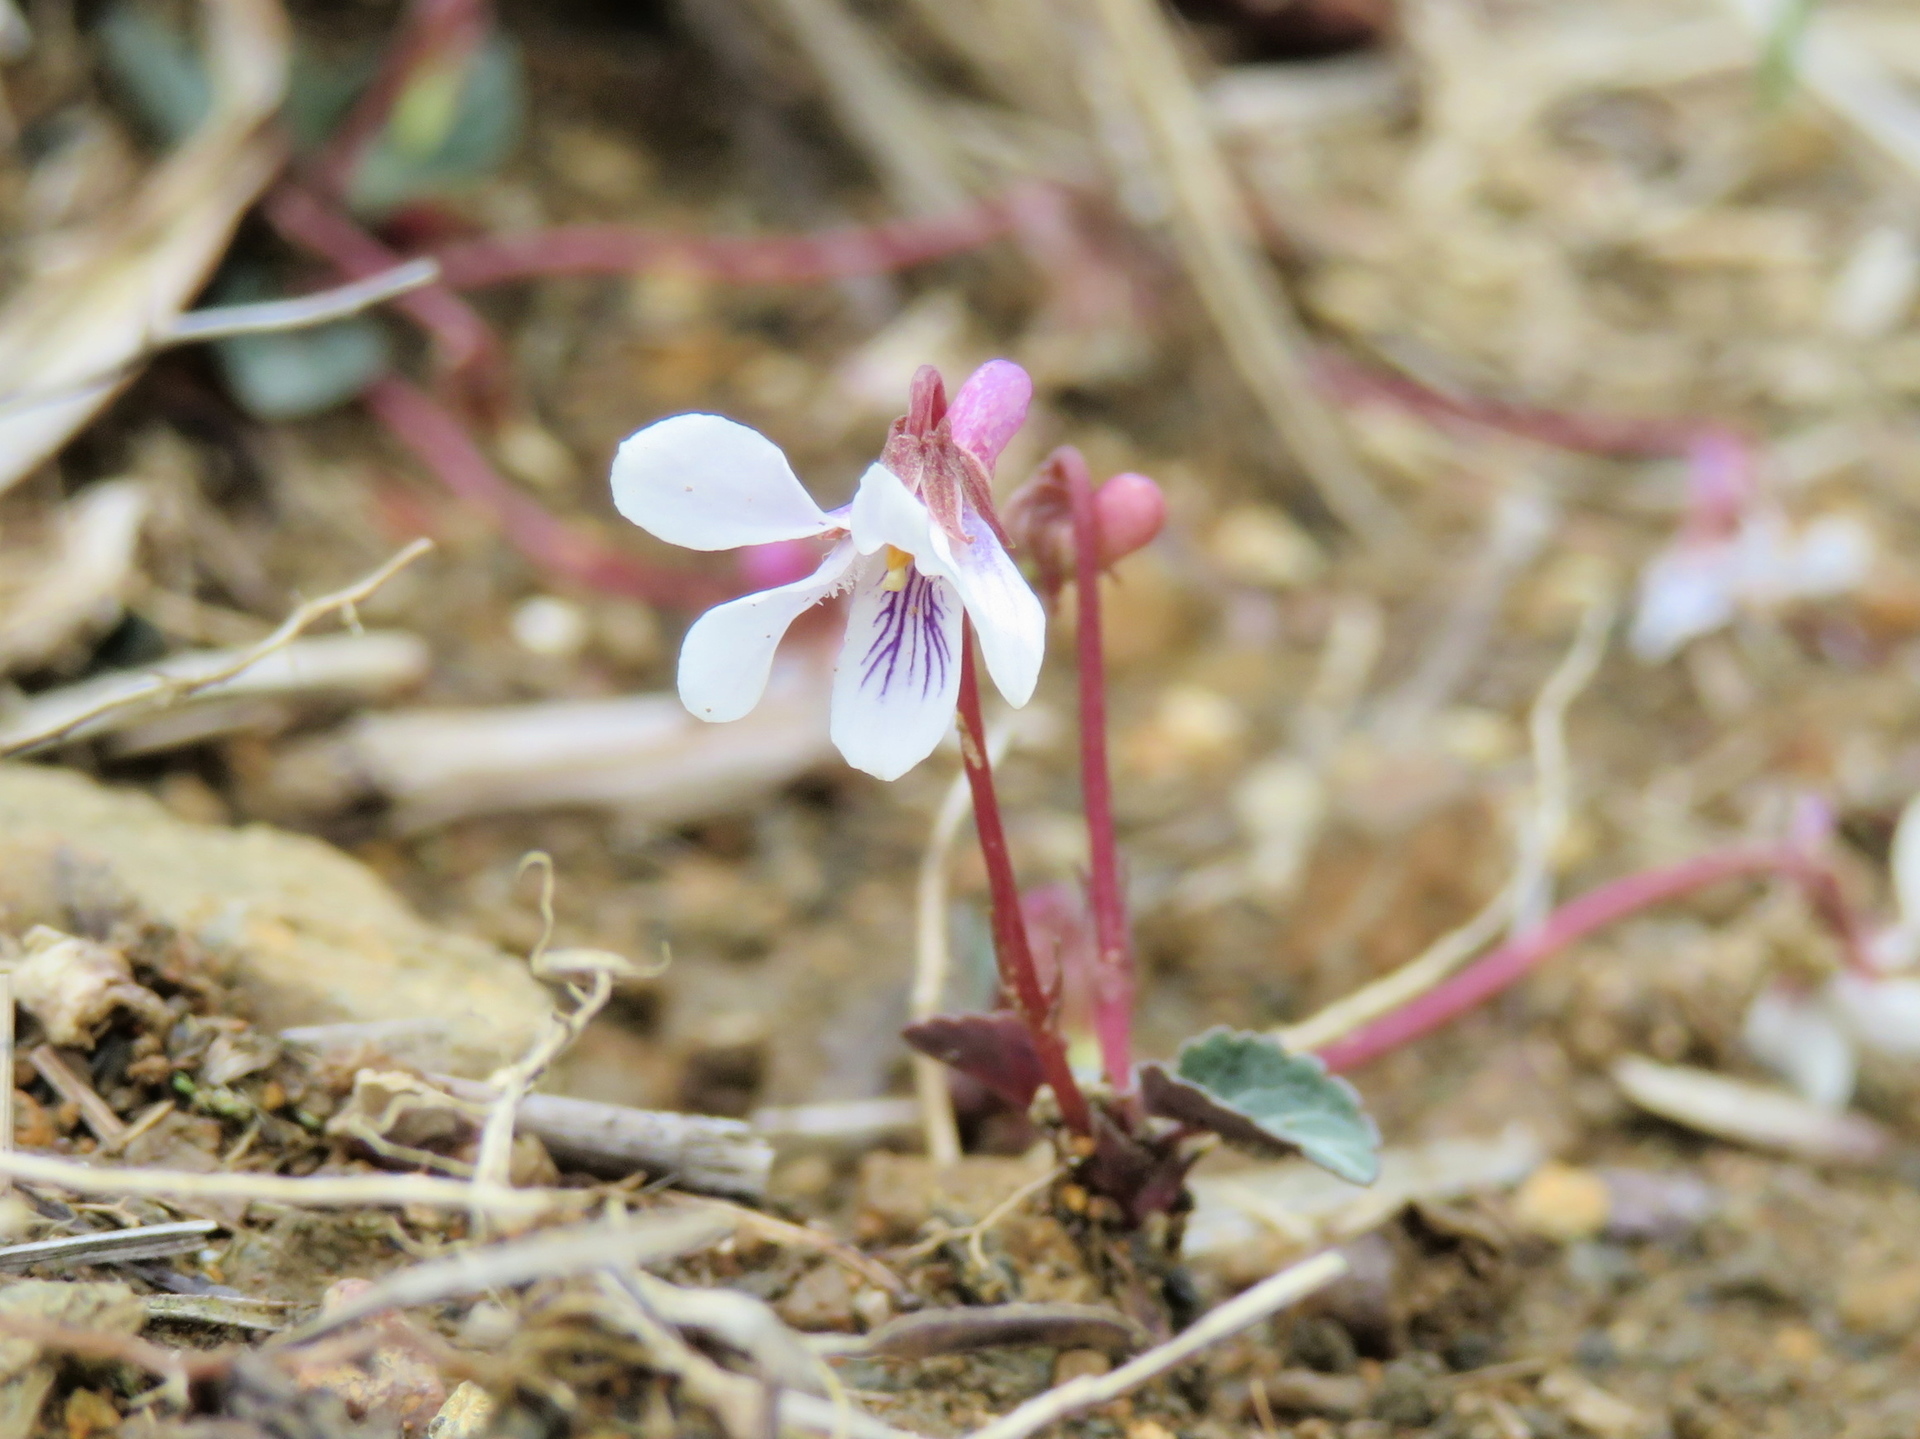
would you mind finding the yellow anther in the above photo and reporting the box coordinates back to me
[881,545,913,592]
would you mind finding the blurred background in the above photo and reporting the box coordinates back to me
[7,0,1920,1428]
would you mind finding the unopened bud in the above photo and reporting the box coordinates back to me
[1005,456,1167,599]
[1092,471,1166,568]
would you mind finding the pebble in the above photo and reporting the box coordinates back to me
[1512,1163,1612,1242]
[1054,1348,1111,1385]
[1837,1260,1920,1338]
[776,1261,857,1333]
[1538,1368,1653,1439]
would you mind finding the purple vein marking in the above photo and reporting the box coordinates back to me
[861,567,952,700]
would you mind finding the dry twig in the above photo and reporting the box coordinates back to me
[964,1251,1349,1439]
[0,1149,565,1219]
[0,539,431,757]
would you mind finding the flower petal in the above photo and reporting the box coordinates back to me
[678,541,855,722]
[946,360,1032,470]
[925,507,1046,708]
[613,413,832,551]
[847,461,937,558]
[830,557,963,780]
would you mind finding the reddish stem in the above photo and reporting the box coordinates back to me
[956,625,1094,1136]
[362,376,727,609]
[1315,846,1874,1075]
[264,182,510,413]
[431,204,1016,289]
[1056,449,1134,1091]
[1312,351,1712,457]
[312,0,489,201]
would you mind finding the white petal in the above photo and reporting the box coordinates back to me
[847,462,936,558]
[830,557,963,780]
[925,510,1045,708]
[1742,984,1857,1109]
[613,414,833,551]
[678,542,855,722]
[1630,542,1737,662]
[1830,972,1920,1058]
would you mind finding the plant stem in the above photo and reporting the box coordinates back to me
[264,182,509,413]
[431,204,1015,288]
[1314,844,1874,1074]
[312,0,489,201]
[363,376,727,610]
[956,626,1093,1135]
[1058,449,1134,1090]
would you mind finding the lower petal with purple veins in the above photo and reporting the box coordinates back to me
[829,556,964,780]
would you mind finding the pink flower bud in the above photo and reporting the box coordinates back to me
[946,359,1033,471]
[1093,471,1166,567]
[1005,452,1166,598]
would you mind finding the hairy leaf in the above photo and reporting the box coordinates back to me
[1140,1028,1379,1185]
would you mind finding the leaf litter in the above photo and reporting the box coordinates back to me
[0,0,1919,1435]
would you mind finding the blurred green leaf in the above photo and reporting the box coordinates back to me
[99,3,212,145]
[209,265,390,420]
[1759,0,1817,109]
[346,36,523,217]
[215,321,390,420]
[1140,1028,1380,1185]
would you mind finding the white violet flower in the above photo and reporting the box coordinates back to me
[610,360,1045,781]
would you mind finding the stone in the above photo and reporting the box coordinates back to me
[776,1260,857,1332]
[0,764,548,1074]
[1538,1369,1654,1439]
[1512,1162,1612,1243]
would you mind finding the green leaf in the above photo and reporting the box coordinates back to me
[99,4,214,146]
[1139,1028,1380,1185]
[345,36,524,217]
[214,321,390,420]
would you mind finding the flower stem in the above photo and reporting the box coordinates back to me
[431,203,1015,288]
[1058,449,1135,1091]
[1314,844,1873,1074]
[956,625,1094,1136]
[363,376,727,610]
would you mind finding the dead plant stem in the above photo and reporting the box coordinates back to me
[0,539,432,757]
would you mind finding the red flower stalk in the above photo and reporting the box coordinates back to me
[955,625,1093,1136]
[431,203,1017,289]
[1316,844,1874,1075]
[364,376,726,609]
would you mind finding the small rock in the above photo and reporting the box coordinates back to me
[1261,1368,1368,1418]
[1054,1348,1111,1385]
[851,1286,893,1331]
[1512,1162,1612,1243]
[62,1387,121,1439]
[1597,1168,1717,1242]
[1370,1356,1444,1428]
[855,1151,1052,1240]
[425,1381,497,1439]
[1211,505,1325,589]
[1538,1368,1653,1439]
[1837,1260,1920,1337]
[286,1278,448,1435]
[0,764,549,1074]
[777,1261,857,1332]
[4,927,170,1047]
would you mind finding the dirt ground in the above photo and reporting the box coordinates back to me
[6,0,1920,1435]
